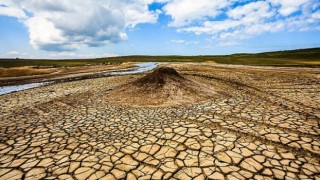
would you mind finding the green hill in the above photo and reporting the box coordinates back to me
[1,47,319,68]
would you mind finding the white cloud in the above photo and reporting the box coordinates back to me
[6,51,20,55]
[163,0,231,27]
[268,0,308,16]
[312,10,320,19]
[168,0,320,46]
[171,39,185,44]
[227,1,274,23]
[0,6,27,19]
[47,52,118,59]
[123,2,161,27]
[3,50,116,59]
[26,17,69,51]
[217,41,240,47]
[1,0,319,50]
[179,20,241,35]
[179,1,276,36]
[5,51,28,58]
[171,39,199,45]
[0,0,161,51]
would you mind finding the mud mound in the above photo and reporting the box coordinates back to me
[106,67,219,107]
[133,67,185,86]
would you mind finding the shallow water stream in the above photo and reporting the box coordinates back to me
[0,62,158,95]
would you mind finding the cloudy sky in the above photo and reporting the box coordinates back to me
[0,0,320,58]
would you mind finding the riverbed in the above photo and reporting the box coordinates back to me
[0,62,158,95]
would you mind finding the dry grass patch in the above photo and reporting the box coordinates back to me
[0,67,57,77]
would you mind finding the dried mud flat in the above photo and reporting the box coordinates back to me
[0,63,320,180]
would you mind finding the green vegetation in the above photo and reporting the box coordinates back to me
[0,59,120,68]
[1,47,319,68]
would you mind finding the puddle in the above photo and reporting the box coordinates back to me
[110,62,158,75]
[0,82,53,95]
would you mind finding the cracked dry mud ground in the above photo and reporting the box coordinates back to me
[0,64,320,180]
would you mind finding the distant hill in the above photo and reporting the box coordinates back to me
[247,47,320,60]
[1,47,319,67]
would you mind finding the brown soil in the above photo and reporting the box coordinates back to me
[0,63,135,86]
[106,67,219,107]
[0,67,57,77]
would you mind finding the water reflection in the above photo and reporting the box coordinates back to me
[0,82,52,95]
[110,62,158,75]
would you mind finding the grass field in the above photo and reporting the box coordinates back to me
[0,47,319,68]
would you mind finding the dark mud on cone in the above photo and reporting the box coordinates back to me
[133,67,186,87]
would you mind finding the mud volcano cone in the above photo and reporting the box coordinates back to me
[133,67,186,87]
[106,66,218,107]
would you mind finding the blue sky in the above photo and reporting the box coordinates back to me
[0,0,319,59]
